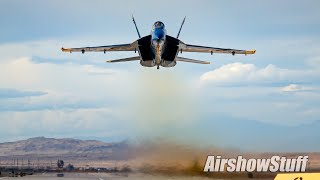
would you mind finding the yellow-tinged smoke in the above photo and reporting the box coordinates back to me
[125,69,200,141]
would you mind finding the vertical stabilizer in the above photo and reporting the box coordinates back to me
[177,16,186,38]
[132,15,141,38]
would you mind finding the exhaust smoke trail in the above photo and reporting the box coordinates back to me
[125,69,200,142]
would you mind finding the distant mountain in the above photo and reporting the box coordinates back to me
[1,137,319,170]
[0,137,130,160]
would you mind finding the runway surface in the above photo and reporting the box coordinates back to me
[0,172,274,180]
[0,173,215,180]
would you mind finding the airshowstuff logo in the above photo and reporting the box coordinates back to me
[203,155,308,172]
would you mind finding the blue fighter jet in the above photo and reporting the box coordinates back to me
[62,17,255,69]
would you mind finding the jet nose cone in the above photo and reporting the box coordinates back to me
[152,28,166,41]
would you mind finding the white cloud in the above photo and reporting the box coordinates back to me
[200,63,256,83]
[200,63,318,85]
[280,84,312,92]
[0,57,129,98]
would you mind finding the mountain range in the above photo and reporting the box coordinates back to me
[0,137,130,161]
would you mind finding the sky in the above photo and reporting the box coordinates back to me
[0,0,320,152]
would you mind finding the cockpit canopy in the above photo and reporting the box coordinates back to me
[153,21,165,29]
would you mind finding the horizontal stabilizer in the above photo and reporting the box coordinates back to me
[106,56,140,63]
[176,56,210,64]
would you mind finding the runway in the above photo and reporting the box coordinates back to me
[0,172,274,180]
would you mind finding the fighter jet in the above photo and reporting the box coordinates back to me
[61,17,256,69]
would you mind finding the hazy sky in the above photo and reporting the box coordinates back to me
[0,0,320,152]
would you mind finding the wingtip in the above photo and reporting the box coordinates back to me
[61,47,70,52]
[246,49,256,55]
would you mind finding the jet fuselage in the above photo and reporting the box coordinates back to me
[151,21,166,68]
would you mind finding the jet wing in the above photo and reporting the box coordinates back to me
[106,56,140,63]
[179,42,256,55]
[176,56,210,64]
[61,41,138,53]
